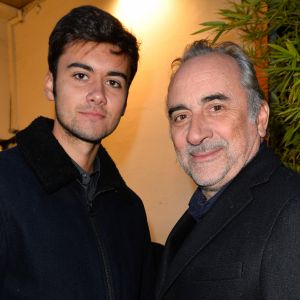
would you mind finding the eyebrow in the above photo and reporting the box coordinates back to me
[107,71,128,83]
[168,105,187,118]
[167,93,229,118]
[202,93,229,102]
[67,62,128,83]
[67,62,93,72]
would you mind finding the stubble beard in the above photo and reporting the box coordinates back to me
[175,140,233,190]
[55,105,113,144]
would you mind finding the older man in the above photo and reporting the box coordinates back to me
[157,40,300,299]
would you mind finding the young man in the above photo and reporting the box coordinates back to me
[0,6,154,299]
[157,40,300,299]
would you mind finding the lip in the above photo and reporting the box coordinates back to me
[190,147,223,162]
[79,111,105,119]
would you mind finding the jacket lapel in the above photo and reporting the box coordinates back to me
[159,146,281,298]
[159,183,253,297]
[157,211,195,293]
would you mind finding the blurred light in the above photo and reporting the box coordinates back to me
[114,0,167,33]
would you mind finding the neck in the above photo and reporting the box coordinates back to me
[52,126,99,174]
[70,144,99,173]
[202,188,217,200]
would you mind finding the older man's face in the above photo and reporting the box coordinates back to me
[167,53,269,199]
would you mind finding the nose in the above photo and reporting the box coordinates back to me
[86,83,107,105]
[186,115,212,145]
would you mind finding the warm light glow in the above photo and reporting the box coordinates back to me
[114,0,169,34]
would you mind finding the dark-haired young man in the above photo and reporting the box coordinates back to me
[0,6,154,300]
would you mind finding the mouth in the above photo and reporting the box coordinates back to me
[79,110,106,119]
[190,147,223,162]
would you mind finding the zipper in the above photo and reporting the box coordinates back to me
[90,214,115,300]
[83,186,116,300]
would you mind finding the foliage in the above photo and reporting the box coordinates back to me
[194,0,300,172]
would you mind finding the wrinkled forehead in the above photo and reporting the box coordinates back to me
[173,53,241,84]
[167,53,243,100]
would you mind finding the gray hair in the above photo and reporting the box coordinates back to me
[171,40,265,120]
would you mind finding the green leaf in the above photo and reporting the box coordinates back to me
[269,44,293,56]
[285,41,299,57]
[212,30,224,44]
[192,27,216,35]
[200,21,226,27]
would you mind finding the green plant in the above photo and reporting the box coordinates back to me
[194,0,300,173]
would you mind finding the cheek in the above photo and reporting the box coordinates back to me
[55,81,69,101]
[56,75,86,97]
[216,112,248,138]
[111,98,126,114]
[170,128,186,151]
[57,85,83,108]
[228,122,256,154]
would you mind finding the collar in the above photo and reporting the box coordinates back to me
[73,155,100,186]
[188,183,229,221]
[16,116,125,193]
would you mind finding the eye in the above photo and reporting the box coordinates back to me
[73,73,88,81]
[106,79,122,89]
[175,114,186,122]
[211,104,223,112]
[171,113,188,123]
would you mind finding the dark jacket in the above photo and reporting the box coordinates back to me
[0,117,154,300]
[157,146,300,300]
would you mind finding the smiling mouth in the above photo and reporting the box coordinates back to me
[190,147,223,162]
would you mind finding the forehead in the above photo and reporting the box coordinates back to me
[59,41,130,70]
[168,53,244,104]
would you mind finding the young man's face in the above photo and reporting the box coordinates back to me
[167,53,269,199]
[45,41,130,144]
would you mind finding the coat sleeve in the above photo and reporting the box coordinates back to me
[261,196,300,299]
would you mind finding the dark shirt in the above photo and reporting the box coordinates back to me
[188,185,227,221]
[73,155,100,209]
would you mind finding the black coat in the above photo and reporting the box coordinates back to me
[0,117,155,300]
[157,146,300,300]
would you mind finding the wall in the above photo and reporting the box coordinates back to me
[0,17,11,139]
[10,0,237,244]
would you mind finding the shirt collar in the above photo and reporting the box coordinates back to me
[73,155,100,186]
[188,183,228,222]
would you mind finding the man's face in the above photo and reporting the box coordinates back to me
[167,53,268,199]
[45,41,130,144]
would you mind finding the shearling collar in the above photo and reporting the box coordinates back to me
[16,116,125,194]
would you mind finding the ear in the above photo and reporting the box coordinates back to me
[256,100,269,138]
[44,72,55,101]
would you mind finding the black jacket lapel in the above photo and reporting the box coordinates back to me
[159,186,253,298]
[157,211,195,295]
